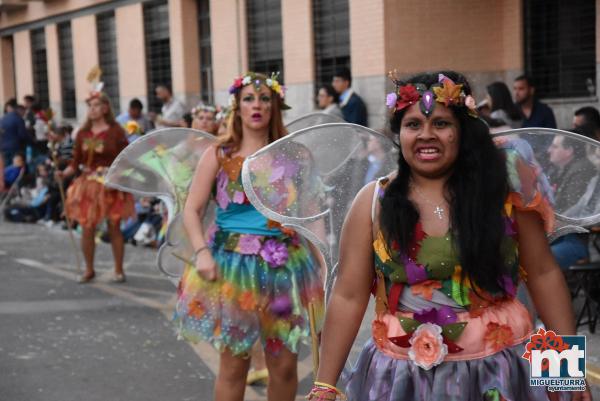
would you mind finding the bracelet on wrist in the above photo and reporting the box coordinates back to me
[307,382,346,401]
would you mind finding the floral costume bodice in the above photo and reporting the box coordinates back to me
[212,151,282,236]
[373,177,520,317]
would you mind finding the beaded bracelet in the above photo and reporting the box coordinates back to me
[306,382,347,401]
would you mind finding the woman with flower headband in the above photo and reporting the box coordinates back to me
[174,72,324,401]
[57,92,135,283]
[307,71,591,401]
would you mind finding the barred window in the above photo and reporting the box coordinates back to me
[524,0,596,98]
[246,0,284,79]
[58,22,76,119]
[313,0,350,89]
[30,28,49,109]
[97,11,120,112]
[144,0,172,112]
[198,0,213,104]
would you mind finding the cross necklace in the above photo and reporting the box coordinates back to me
[411,185,446,220]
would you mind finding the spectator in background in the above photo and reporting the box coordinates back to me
[154,84,186,129]
[0,154,4,192]
[3,153,25,187]
[332,67,368,126]
[548,125,597,271]
[513,75,557,128]
[116,98,153,134]
[573,106,600,130]
[1,98,29,165]
[191,104,218,134]
[22,95,36,137]
[316,84,343,119]
[486,81,523,129]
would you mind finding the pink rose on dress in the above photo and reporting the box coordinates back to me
[408,323,448,370]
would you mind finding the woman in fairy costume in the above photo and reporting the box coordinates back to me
[59,92,135,283]
[307,71,592,401]
[174,72,324,401]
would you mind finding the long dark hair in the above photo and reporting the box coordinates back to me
[487,81,523,121]
[382,71,510,295]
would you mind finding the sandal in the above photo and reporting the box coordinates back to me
[246,368,268,386]
[78,271,96,284]
[111,273,126,283]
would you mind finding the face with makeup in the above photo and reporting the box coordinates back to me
[238,84,273,132]
[399,102,461,179]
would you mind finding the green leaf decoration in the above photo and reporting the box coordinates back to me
[398,317,421,334]
[442,322,468,342]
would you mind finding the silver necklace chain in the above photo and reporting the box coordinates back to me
[411,185,446,220]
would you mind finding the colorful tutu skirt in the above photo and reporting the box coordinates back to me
[65,172,135,228]
[173,229,324,356]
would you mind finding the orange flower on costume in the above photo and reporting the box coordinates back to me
[468,291,494,318]
[238,291,257,311]
[187,299,205,319]
[433,80,463,106]
[221,282,235,300]
[372,319,389,348]
[410,280,442,301]
[213,319,222,337]
[484,322,514,352]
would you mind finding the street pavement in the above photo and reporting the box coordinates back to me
[1,222,599,401]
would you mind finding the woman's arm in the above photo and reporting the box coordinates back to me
[516,210,575,334]
[315,182,376,386]
[182,146,220,280]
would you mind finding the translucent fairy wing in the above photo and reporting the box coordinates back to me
[493,128,600,241]
[106,128,218,280]
[285,112,344,133]
[105,128,217,217]
[242,123,397,295]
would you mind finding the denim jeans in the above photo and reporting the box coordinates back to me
[550,233,589,271]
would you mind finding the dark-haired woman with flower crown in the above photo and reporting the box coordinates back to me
[173,72,324,401]
[307,71,592,401]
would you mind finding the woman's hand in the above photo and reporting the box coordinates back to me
[195,249,218,281]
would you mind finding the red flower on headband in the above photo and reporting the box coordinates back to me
[396,84,421,111]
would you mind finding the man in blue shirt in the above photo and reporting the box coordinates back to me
[1,98,29,166]
[332,67,368,126]
[513,75,557,128]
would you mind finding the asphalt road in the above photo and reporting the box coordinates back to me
[1,222,598,401]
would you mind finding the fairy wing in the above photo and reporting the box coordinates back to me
[105,128,218,278]
[285,112,344,134]
[493,127,600,241]
[242,123,397,295]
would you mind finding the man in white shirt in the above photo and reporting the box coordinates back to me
[154,84,186,129]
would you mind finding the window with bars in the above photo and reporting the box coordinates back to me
[97,12,120,112]
[30,28,49,109]
[313,0,350,90]
[58,22,76,119]
[524,0,596,98]
[144,0,172,112]
[198,0,213,104]
[246,0,284,80]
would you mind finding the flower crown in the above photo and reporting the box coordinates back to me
[228,72,290,110]
[386,73,477,118]
[191,103,217,116]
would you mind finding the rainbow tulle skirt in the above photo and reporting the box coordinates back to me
[173,229,324,356]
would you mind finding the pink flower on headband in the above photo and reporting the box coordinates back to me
[397,85,421,111]
[386,92,398,108]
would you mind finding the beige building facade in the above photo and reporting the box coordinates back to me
[0,0,598,128]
